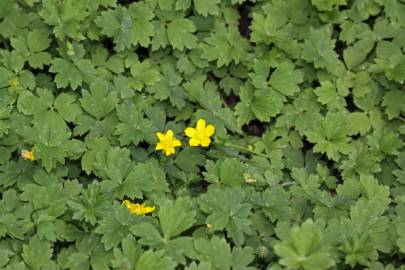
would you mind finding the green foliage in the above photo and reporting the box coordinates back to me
[274,219,335,270]
[0,0,404,269]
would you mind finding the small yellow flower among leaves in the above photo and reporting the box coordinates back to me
[155,130,182,156]
[21,149,35,161]
[185,119,215,147]
[122,200,155,216]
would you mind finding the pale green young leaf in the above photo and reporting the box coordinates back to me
[167,18,197,51]
[22,235,53,270]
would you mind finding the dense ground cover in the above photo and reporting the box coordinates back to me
[1,0,405,269]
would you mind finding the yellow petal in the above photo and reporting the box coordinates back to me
[156,132,165,141]
[165,130,174,140]
[173,139,182,147]
[196,119,206,131]
[165,147,174,156]
[200,137,211,147]
[155,142,164,150]
[122,200,132,207]
[189,138,200,146]
[185,127,197,138]
[204,124,215,137]
[21,149,35,161]
[143,206,155,214]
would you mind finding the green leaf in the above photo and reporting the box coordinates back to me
[314,81,345,109]
[95,3,154,51]
[54,93,83,122]
[269,62,304,96]
[235,84,283,125]
[167,18,197,51]
[94,147,131,184]
[22,235,53,270]
[50,58,97,90]
[147,60,186,109]
[111,235,143,270]
[194,0,220,16]
[311,0,348,11]
[80,79,117,120]
[129,59,160,90]
[194,237,232,270]
[27,28,51,53]
[136,250,177,270]
[122,160,169,199]
[382,90,405,120]
[95,204,138,250]
[343,39,375,70]
[340,148,380,180]
[302,26,345,76]
[201,23,250,67]
[159,197,196,240]
[367,131,404,157]
[274,219,335,270]
[348,112,371,136]
[49,58,82,90]
[193,237,253,270]
[198,187,252,245]
[261,186,291,222]
[305,112,352,161]
[204,159,249,187]
[115,103,155,146]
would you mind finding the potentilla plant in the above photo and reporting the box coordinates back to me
[0,0,404,269]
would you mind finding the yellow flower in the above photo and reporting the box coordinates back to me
[155,130,182,156]
[21,149,35,161]
[122,200,155,216]
[185,119,215,147]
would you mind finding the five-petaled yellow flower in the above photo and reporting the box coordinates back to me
[122,200,155,216]
[185,119,215,147]
[21,149,35,161]
[155,130,182,156]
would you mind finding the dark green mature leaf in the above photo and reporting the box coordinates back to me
[159,197,196,240]
[269,62,304,96]
[305,112,352,161]
[136,250,177,270]
[95,3,154,51]
[194,237,254,270]
[204,159,248,186]
[274,219,335,270]
[80,79,117,120]
[201,23,250,67]
[115,103,155,146]
[40,0,89,40]
[122,160,169,199]
[235,84,283,125]
[50,58,97,90]
[198,187,252,245]
[54,93,83,122]
[95,204,138,250]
